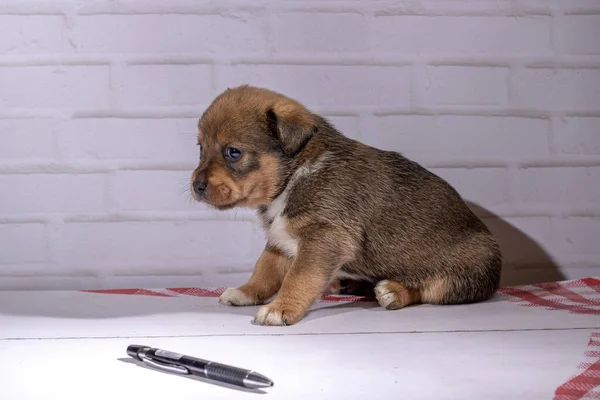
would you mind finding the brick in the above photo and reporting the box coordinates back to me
[371,16,551,54]
[61,118,198,161]
[0,66,111,108]
[422,66,509,106]
[272,13,368,52]
[363,115,550,158]
[326,116,360,139]
[0,174,106,214]
[119,65,212,107]
[518,167,600,206]
[0,119,59,159]
[555,266,600,281]
[481,216,555,266]
[216,65,411,107]
[513,69,600,108]
[561,217,600,255]
[499,266,569,287]
[562,15,600,55]
[0,223,47,264]
[72,15,267,54]
[57,221,265,271]
[113,171,200,211]
[0,16,63,54]
[555,117,600,155]
[428,168,511,210]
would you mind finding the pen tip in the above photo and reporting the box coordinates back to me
[244,372,274,389]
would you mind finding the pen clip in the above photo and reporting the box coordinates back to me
[139,353,190,375]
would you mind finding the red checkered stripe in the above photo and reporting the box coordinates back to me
[82,287,368,303]
[82,278,600,311]
[554,331,600,400]
[497,278,600,316]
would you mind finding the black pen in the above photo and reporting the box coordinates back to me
[126,344,274,389]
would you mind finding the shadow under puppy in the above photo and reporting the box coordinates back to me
[190,85,502,326]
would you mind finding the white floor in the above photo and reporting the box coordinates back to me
[0,283,598,399]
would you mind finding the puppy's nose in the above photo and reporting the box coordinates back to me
[193,180,207,196]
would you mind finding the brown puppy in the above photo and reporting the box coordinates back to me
[191,85,502,326]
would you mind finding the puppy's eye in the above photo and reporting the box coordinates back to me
[224,147,242,161]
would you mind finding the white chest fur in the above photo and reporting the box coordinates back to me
[262,155,328,258]
[265,190,298,258]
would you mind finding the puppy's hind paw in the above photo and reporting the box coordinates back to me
[374,280,421,310]
[219,288,256,306]
[326,279,343,295]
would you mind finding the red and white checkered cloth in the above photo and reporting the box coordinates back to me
[554,331,600,400]
[497,277,600,317]
[495,278,600,399]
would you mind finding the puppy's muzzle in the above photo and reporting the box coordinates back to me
[192,180,207,197]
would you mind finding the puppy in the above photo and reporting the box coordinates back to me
[190,85,502,326]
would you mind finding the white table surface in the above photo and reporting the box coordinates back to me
[1,282,598,399]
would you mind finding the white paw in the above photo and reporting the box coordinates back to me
[374,280,397,308]
[254,305,287,326]
[219,288,255,306]
[327,279,343,294]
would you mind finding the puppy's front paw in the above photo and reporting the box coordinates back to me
[253,302,304,326]
[219,288,256,306]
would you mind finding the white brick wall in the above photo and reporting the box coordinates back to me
[0,66,111,108]
[1,0,599,290]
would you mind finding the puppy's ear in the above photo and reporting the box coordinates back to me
[266,105,316,158]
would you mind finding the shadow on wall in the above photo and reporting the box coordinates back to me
[465,201,566,286]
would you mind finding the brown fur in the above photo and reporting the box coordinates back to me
[230,245,291,305]
[191,85,503,326]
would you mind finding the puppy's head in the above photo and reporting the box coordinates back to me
[191,85,317,210]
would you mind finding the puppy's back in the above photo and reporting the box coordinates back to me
[297,126,502,303]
